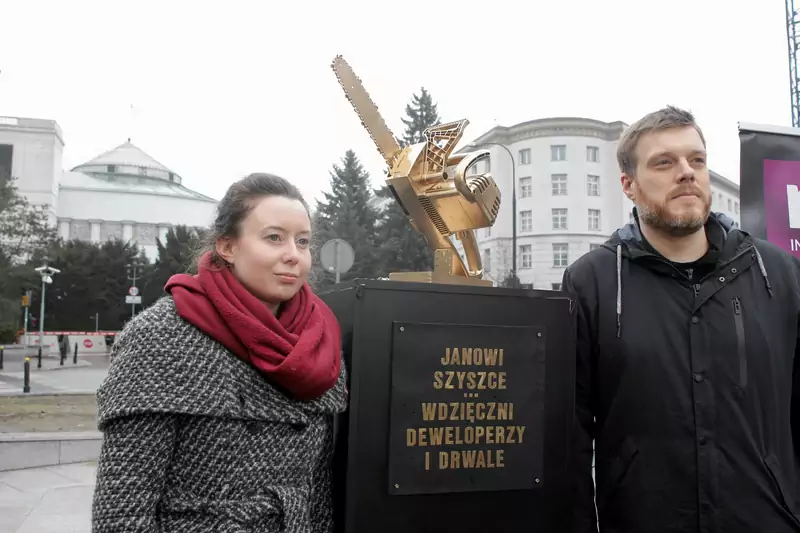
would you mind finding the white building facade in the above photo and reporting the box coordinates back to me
[459,117,741,290]
[0,116,218,260]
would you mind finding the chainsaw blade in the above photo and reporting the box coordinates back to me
[331,55,402,166]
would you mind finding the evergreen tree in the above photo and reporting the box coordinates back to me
[400,87,440,145]
[25,238,144,332]
[312,150,381,288]
[141,226,201,306]
[375,87,442,273]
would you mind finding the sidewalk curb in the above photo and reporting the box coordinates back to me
[0,389,97,397]
[0,431,102,472]
[0,360,93,374]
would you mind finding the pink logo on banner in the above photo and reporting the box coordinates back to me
[764,159,800,258]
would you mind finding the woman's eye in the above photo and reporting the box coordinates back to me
[297,238,309,247]
[266,234,281,242]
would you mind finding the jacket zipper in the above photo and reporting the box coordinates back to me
[732,297,747,388]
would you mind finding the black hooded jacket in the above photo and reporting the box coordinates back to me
[563,211,800,533]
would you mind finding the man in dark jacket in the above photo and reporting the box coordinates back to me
[563,105,800,532]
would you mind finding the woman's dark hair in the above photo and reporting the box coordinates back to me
[194,173,309,269]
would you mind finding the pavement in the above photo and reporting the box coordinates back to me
[0,350,106,531]
[0,462,96,533]
[0,351,109,396]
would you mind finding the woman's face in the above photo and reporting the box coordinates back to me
[216,195,312,310]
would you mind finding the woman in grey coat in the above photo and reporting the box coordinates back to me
[91,173,347,532]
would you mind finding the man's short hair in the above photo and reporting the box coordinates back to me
[616,106,706,177]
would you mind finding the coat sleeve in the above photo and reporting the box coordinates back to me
[562,266,599,533]
[91,413,179,533]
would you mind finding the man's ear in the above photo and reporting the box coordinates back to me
[620,173,635,202]
[215,237,236,265]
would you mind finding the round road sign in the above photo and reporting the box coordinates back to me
[320,238,354,274]
[128,286,140,297]
[83,339,94,348]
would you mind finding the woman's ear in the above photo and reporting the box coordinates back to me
[215,237,236,265]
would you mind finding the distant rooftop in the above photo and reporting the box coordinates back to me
[64,141,216,203]
[0,115,64,144]
[71,141,183,184]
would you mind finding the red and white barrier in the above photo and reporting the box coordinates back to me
[26,331,118,354]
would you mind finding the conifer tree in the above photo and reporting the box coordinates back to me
[400,87,440,145]
[376,87,442,273]
[312,150,382,288]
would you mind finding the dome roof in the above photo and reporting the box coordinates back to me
[71,141,183,184]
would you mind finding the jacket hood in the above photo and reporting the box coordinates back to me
[606,209,739,251]
[598,209,771,339]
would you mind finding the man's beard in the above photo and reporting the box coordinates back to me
[636,190,711,238]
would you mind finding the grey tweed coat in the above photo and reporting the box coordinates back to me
[91,296,348,533]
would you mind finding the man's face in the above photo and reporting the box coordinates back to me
[621,125,712,237]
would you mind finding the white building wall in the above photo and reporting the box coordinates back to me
[0,117,63,224]
[57,188,217,261]
[465,118,741,289]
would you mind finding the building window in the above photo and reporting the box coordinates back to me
[485,159,491,173]
[728,198,732,211]
[520,245,532,269]
[519,148,531,165]
[520,176,532,198]
[551,283,562,291]
[485,227,491,237]
[734,201,739,214]
[551,145,566,161]
[586,146,599,162]
[520,210,532,232]
[553,243,569,267]
[551,174,567,196]
[587,174,600,196]
[552,208,568,230]
[484,248,491,272]
[107,164,116,173]
[590,243,601,251]
[588,209,601,231]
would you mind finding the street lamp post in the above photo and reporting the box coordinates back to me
[469,142,517,283]
[34,263,60,351]
[126,263,140,318]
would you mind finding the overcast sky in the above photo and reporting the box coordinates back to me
[0,0,789,206]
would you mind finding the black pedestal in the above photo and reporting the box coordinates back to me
[318,279,576,533]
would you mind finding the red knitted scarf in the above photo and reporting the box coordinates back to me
[164,252,341,400]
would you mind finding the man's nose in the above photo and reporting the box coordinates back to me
[677,158,695,181]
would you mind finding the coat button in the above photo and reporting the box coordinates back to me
[693,373,703,383]
[246,422,259,434]
[691,316,699,324]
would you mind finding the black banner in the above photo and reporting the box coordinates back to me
[739,122,800,258]
[386,321,545,495]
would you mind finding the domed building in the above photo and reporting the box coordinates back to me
[0,115,218,260]
[58,141,217,259]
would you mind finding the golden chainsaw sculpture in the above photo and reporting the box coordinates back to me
[331,55,501,286]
